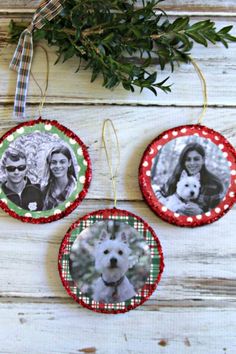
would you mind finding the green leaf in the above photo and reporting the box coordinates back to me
[103,33,115,43]
[186,32,208,47]
[91,69,100,82]
[122,82,131,91]
[75,28,81,41]
[147,86,157,95]
[187,20,213,32]
[170,17,189,31]
[145,72,157,84]
[218,25,233,35]
[8,0,236,97]
[63,46,76,62]
[33,29,47,41]
[224,33,236,42]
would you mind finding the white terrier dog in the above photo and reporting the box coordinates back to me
[93,230,136,303]
[165,170,201,213]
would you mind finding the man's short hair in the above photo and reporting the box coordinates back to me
[2,148,27,167]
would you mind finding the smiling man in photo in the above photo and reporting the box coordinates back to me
[1,148,44,211]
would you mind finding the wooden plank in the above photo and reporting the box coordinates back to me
[0,199,235,302]
[0,106,234,301]
[1,0,236,15]
[0,301,235,354]
[0,105,235,200]
[0,3,235,352]
[0,17,236,107]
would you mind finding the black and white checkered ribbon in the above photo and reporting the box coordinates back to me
[10,0,63,118]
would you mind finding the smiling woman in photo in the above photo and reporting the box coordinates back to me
[156,143,225,215]
[42,145,77,210]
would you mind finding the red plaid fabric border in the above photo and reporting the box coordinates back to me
[9,0,63,118]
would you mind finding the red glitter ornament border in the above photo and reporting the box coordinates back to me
[139,124,236,228]
[58,208,164,314]
[0,117,92,224]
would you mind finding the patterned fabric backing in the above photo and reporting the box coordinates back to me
[58,208,164,314]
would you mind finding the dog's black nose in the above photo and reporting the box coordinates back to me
[190,191,195,197]
[110,257,117,267]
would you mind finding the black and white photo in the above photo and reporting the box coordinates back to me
[151,136,231,215]
[0,132,79,211]
[41,145,77,210]
[1,148,44,211]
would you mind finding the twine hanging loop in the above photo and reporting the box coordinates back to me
[102,119,121,208]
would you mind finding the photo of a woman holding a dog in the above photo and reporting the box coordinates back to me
[151,137,230,215]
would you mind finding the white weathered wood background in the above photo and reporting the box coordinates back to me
[0,1,236,353]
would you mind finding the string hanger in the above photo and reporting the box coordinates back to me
[102,119,121,208]
[190,57,208,125]
[30,45,49,117]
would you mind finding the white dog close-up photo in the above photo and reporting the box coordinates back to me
[69,220,151,304]
[93,230,137,303]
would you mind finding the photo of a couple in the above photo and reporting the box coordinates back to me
[0,132,78,212]
[151,136,231,216]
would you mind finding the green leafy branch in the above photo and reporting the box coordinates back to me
[9,0,236,95]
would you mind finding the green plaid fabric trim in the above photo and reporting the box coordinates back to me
[10,0,63,118]
[60,212,162,313]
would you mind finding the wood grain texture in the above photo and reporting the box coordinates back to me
[0,105,235,199]
[0,199,235,302]
[1,0,236,15]
[0,17,236,107]
[0,302,236,354]
[0,301,235,354]
[0,3,236,353]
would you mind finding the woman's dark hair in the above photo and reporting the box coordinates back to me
[164,142,223,196]
[47,145,77,180]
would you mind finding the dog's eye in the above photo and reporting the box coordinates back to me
[185,184,189,187]
[194,185,197,188]
[118,250,123,255]
[104,249,109,254]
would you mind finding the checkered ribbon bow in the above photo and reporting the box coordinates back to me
[9,0,63,118]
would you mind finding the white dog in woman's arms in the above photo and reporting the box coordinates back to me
[93,230,136,303]
[164,170,202,214]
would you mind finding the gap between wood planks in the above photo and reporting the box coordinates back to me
[1,102,236,108]
[0,296,235,309]
[1,7,236,17]
[2,102,236,109]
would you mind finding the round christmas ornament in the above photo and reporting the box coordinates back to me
[58,208,164,314]
[139,124,236,227]
[0,118,91,223]
[58,119,164,313]
[4,10,92,223]
[139,61,236,227]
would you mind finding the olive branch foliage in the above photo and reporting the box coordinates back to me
[9,0,236,95]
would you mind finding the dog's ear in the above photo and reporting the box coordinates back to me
[99,229,109,243]
[120,232,128,244]
[195,172,201,181]
[180,170,188,179]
